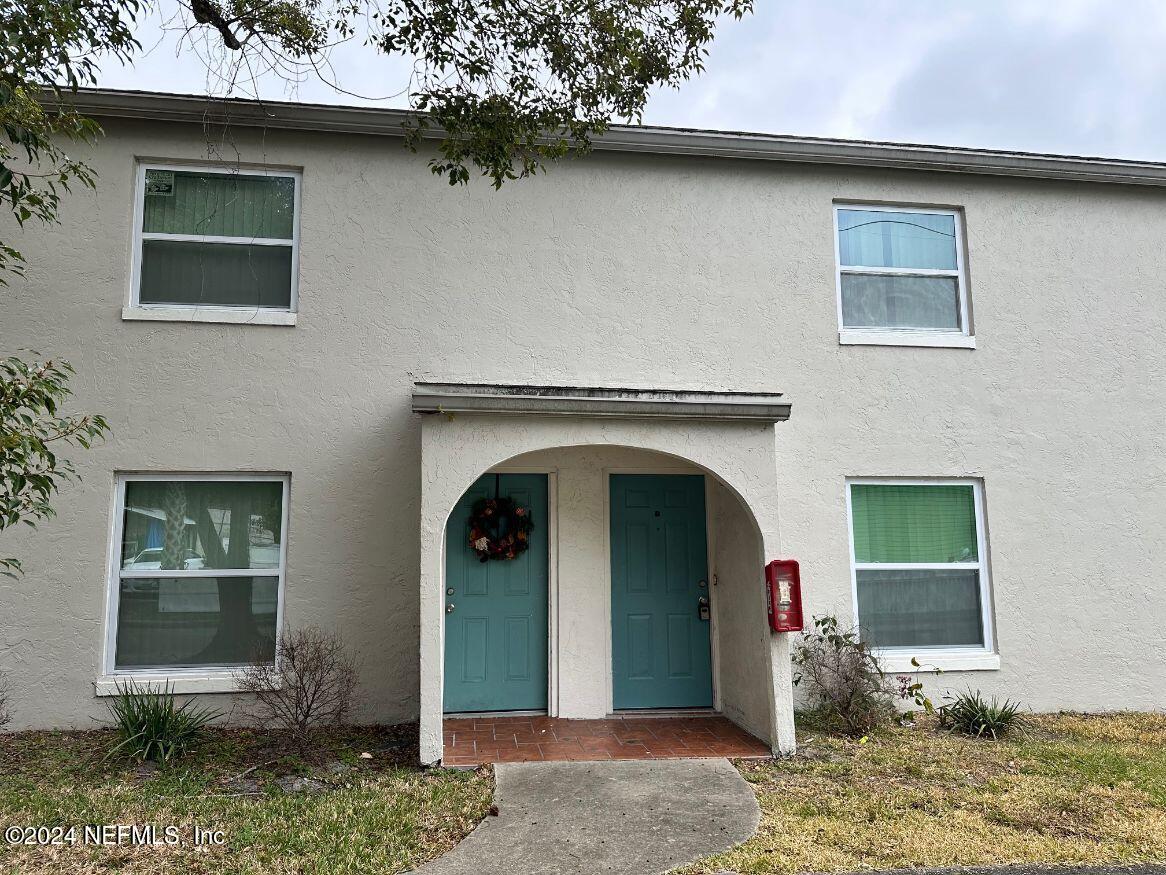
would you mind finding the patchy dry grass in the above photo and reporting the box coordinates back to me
[0,724,491,874]
[682,712,1166,874]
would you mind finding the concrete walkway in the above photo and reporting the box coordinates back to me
[412,758,760,875]
[813,868,1166,875]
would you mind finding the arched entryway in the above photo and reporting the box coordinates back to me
[414,383,796,765]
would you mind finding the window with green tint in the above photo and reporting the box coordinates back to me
[112,477,287,671]
[135,166,298,310]
[835,205,969,335]
[851,484,977,563]
[848,482,991,651]
[142,170,295,239]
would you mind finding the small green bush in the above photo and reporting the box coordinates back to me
[106,682,221,762]
[939,689,1027,739]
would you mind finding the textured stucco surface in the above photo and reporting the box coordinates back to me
[417,417,789,762]
[709,479,773,741]
[1,117,1164,737]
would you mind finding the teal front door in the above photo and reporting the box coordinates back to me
[610,474,712,709]
[444,474,548,713]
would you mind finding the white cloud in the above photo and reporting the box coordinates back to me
[97,0,1166,160]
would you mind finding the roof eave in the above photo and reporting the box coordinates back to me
[60,89,1166,188]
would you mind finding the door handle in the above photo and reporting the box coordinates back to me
[697,596,710,621]
[446,603,456,613]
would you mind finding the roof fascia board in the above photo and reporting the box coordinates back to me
[62,89,1166,188]
[411,383,792,423]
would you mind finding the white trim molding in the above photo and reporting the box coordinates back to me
[102,472,291,682]
[833,203,973,347]
[877,651,1001,673]
[94,672,246,696]
[123,306,297,326]
[128,161,301,319]
[839,330,976,349]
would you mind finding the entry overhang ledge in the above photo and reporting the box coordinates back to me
[411,383,791,423]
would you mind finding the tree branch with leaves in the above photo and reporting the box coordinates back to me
[169,0,755,187]
[0,356,109,577]
[1,0,142,279]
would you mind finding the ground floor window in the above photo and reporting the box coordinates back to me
[846,479,992,653]
[107,474,288,672]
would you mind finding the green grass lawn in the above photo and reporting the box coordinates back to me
[683,712,1166,874]
[0,724,491,875]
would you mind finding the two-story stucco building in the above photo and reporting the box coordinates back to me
[2,89,1164,765]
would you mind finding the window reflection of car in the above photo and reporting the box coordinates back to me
[121,549,205,592]
[122,548,205,570]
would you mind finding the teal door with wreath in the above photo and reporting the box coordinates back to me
[443,473,548,713]
[610,474,712,709]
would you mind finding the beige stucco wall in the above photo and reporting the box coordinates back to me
[416,418,790,762]
[1,114,1165,735]
[709,479,773,740]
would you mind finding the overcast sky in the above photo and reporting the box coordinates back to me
[98,0,1166,161]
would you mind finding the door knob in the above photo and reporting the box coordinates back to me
[446,603,456,613]
[697,596,710,621]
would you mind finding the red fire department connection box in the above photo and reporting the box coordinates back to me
[765,559,803,633]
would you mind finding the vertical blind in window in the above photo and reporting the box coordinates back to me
[837,208,964,332]
[137,169,296,309]
[850,483,986,649]
[851,483,978,564]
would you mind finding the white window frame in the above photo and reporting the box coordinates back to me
[124,162,301,327]
[845,478,997,672]
[833,203,974,349]
[98,473,291,695]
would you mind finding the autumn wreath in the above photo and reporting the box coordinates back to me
[467,496,534,562]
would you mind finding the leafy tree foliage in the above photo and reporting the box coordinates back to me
[178,0,754,186]
[0,356,109,576]
[1,3,748,576]
[1,0,141,278]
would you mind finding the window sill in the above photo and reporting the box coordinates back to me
[876,652,1000,673]
[94,673,246,696]
[839,330,975,349]
[122,306,297,326]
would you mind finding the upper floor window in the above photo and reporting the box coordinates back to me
[834,204,972,348]
[131,164,300,315]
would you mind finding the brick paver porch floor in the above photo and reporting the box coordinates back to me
[442,714,771,765]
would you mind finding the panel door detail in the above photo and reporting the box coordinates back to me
[610,474,712,709]
[444,474,549,713]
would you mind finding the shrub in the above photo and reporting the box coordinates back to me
[792,615,896,737]
[939,689,1027,739]
[0,670,12,730]
[237,625,360,746]
[107,682,221,762]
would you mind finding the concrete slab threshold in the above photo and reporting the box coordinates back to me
[410,758,760,875]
